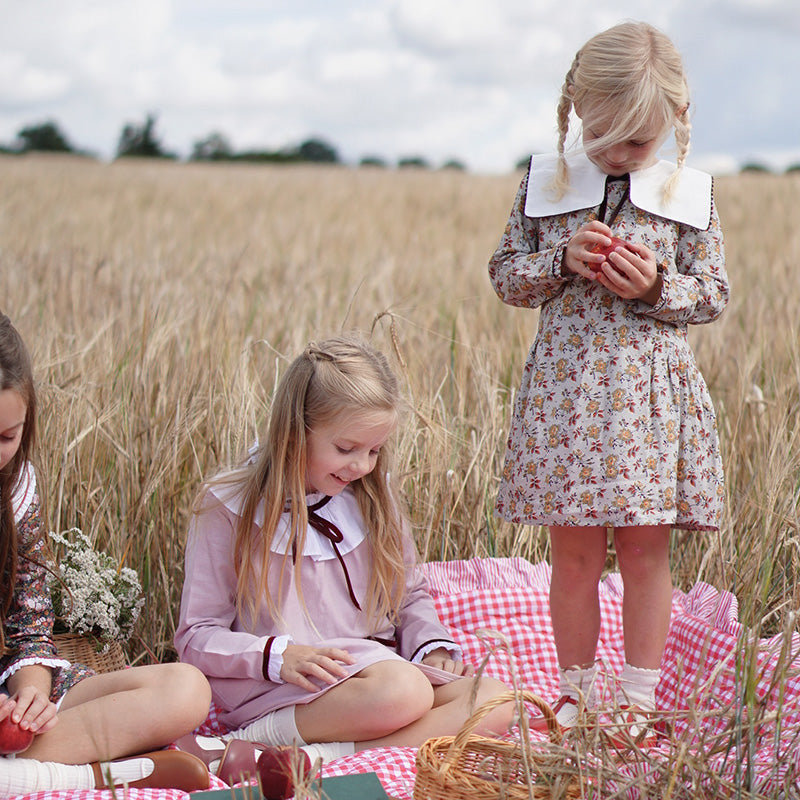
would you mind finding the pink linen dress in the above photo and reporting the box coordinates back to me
[174,484,461,730]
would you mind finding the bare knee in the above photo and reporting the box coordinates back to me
[355,662,434,737]
[151,663,212,730]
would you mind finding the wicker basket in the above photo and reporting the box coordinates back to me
[414,690,582,800]
[53,632,127,674]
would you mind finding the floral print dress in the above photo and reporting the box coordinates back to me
[1,463,93,702]
[489,155,729,530]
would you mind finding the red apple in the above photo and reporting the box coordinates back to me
[589,236,632,271]
[0,716,35,754]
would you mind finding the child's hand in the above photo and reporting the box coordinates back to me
[421,648,475,677]
[4,687,58,734]
[564,221,615,278]
[594,240,663,303]
[280,644,357,693]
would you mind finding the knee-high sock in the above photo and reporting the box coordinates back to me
[225,707,355,763]
[0,757,95,795]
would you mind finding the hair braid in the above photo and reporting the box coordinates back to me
[551,54,580,200]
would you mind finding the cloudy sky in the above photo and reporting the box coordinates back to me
[1,0,797,174]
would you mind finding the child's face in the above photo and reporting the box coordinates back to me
[305,409,396,496]
[0,389,26,471]
[581,106,670,176]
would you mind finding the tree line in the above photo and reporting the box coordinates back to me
[0,114,466,171]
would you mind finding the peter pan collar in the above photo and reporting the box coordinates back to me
[523,152,712,230]
[212,482,365,561]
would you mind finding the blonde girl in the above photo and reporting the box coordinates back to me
[175,334,511,797]
[489,22,729,735]
[0,313,211,796]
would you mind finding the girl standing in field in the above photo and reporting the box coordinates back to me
[489,21,729,734]
[0,313,211,796]
[175,334,511,797]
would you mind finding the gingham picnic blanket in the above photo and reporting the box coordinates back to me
[11,557,800,799]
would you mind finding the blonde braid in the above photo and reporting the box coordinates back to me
[664,103,692,202]
[550,54,580,200]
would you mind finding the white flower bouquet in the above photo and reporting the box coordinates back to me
[48,528,145,652]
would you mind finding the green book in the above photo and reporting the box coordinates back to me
[191,771,392,800]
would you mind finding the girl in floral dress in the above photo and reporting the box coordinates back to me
[489,21,729,734]
[0,313,211,796]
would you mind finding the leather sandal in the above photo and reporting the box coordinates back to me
[257,745,313,800]
[600,705,663,750]
[175,733,262,785]
[529,695,578,735]
[92,749,209,792]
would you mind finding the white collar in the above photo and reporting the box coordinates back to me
[12,462,36,524]
[212,482,365,561]
[524,152,712,230]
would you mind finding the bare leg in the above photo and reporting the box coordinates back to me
[614,525,672,669]
[21,663,211,764]
[294,660,512,749]
[358,675,512,749]
[549,526,608,669]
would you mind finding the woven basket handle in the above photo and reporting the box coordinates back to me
[444,690,559,767]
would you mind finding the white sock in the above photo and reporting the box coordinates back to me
[556,665,598,726]
[0,757,95,794]
[297,742,355,764]
[616,663,660,711]
[226,706,302,746]
[100,756,157,786]
[226,708,355,765]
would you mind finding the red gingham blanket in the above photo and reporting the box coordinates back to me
[10,558,800,799]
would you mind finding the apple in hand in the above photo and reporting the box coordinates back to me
[0,715,35,754]
[588,236,632,271]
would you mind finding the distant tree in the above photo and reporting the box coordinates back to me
[297,138,339,163]
[191,132,233,161]
[786,163,800,174]
[441,159,466,171]
[740,162,770,174]
[17,120,73,152]
[116,113,174,159]
[359,156,387,168]
[398,156,430,169]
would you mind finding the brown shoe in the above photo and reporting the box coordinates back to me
[92,749,209,791]
[175,733,261,785]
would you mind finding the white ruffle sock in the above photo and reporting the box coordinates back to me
[616,663,661,711]
[0,757,95,796]
[556,664,598,727]
[225,707,355,763]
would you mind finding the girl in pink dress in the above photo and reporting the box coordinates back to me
[489,22,729,738]
[175,334,511,796]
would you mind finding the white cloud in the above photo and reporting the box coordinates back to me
[0,0,798,172]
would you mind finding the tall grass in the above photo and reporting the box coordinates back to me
[2,154,799,665]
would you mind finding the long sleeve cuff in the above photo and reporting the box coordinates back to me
[410,639,463,664]
[262,635,293,683]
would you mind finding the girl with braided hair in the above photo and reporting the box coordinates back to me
[489,21,729,736]
[175,333,511,798]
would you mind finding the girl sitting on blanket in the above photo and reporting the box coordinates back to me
[0,313,211,798]
[175,333,512,798]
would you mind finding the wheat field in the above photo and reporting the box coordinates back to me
[2,154,799,665]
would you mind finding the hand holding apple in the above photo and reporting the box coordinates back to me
[588,236,633,271]
[0,715,35,754]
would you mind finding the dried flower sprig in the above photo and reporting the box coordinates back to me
[48,528,144,652]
